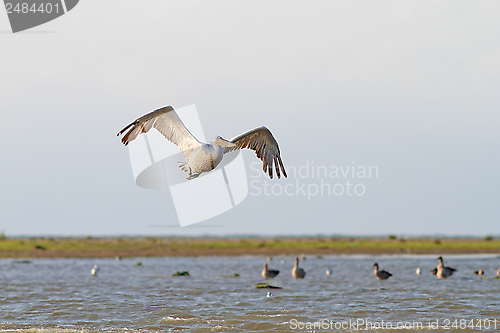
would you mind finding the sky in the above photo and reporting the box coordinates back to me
[1,1,499,237]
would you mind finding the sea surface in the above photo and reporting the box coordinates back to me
[0,254,499,332]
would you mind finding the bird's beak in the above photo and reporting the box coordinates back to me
[216,138,236,147]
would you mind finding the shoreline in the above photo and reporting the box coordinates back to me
[1,237,499,258]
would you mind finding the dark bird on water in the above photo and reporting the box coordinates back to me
[373,262,392,280]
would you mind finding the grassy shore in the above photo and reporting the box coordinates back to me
[0,236,499,258]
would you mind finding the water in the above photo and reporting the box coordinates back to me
[1,255,499,332]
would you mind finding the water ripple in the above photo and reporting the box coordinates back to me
[0,256,499,331]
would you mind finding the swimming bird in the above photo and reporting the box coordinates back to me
[416,267,421,275]
[118,106,287,179]
[497,268,500,276]
[326,269,333,275]
[473,270,484,276]
[91,265,99,276]
[262,263,280,279]
[267,292,273,297]
[292,257,306,279]
[436,256,456,279]
[372,262,392,280]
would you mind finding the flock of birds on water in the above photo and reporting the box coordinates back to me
[261,255,500,281]
[118,105,287,180]
[89,255,500,282]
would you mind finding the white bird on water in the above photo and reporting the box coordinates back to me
[117,106,287,180]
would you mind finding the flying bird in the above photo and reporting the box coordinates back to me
[117,106,287,180]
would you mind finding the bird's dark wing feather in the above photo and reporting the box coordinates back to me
[224,126,287,179]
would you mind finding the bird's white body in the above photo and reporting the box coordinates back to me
[118,105,287,180]
[179,143,226,179]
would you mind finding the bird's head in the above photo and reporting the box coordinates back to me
[437,256,443,261]
[372,262,378,267]
[214,136,236,147]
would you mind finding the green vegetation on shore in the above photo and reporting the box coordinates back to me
[0,236,499,258]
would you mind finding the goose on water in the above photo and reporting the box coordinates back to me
[372,262,392,280]
[436,256,456,279]
[118,106,287,180]
[473,270,484,276]
[292,257,306,279]
[262,263,280,279]
[416,267,421,275]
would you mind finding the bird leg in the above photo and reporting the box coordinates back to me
[178,162,201,180]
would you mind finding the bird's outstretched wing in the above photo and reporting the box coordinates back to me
[224,126,287,179]
[117,106,201,152]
